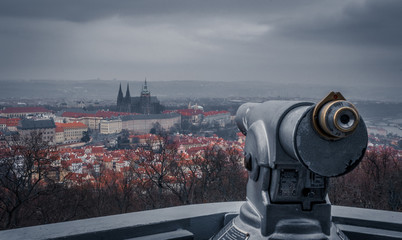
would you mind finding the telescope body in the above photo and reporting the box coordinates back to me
[212,92,368,240]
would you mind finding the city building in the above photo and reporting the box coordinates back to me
[0,107,52,118]
[164,109,231,127]
[202,110,231,127]
[121,113,181,134]
[0,119,5,130]
[61,112,102,132]
[117,79,163,114]
[100,118,122,134]
[1,118,21,132]
[55,126,64,144]
[17,118,56,143]
[3,118,20,131]
[55,122,88,143]
[164,109,204,126]
[0,131,19,146]
[61,110,134,132]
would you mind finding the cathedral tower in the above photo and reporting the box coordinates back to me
[117,83,124,112]
[140,78,151,114]
[117,79,162,114]
[124,83,132,112]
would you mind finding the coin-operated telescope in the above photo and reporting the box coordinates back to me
[211,92,368,240]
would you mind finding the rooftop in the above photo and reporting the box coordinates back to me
[163,109,203,117]
[56,122,88,129]
[203,110,230,116]
[62,110,139,119]
[2,107,51,114]
[121,113,180,121]
[18,118,56,130]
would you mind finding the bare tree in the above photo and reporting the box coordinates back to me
[191,145,246,203]
[0,131,58,229]
[164,154,198,205]
[329,146,401,211]
[132,135,177,208]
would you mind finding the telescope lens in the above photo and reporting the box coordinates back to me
[334,107,357,132]
[340,114,350,124]
[318,101,360,139]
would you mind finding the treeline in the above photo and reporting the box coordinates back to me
[0,133,246,229]
[0,132,400,230]
[329,146,401,211]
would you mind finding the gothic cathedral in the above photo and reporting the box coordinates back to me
[116,79,163,114]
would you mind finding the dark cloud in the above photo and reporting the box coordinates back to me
[283,0,402,46]
[0,0,316,22]
[341,0,402,46]
[0,0,400,92]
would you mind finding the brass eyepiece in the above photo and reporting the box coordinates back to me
[333,106,359,132]
[313,92,360,140]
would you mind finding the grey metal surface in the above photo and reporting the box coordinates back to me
[0,203,401,240]
[125,229,193,240]
[332,205,402,232]
[0,202,243,240]
[333,205,402,239]
[224,97,369,239]
[294,109,367,177]
[337,225,402,240]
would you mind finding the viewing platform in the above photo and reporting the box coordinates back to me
[1,202,401,240]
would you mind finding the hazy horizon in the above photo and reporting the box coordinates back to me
[0,79,400,103]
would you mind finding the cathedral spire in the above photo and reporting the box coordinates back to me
[125,83,131,99]
[123,83,131,112]
[141,78,150,95]
[117,83,124,110]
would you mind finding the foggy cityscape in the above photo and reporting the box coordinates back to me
[0,0,401,239]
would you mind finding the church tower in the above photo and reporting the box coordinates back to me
[124,83,132,112]
[117,79,162,114]
[117,83,124,112]
[140,78,151,114]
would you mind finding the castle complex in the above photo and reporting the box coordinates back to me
[116,79,163,114]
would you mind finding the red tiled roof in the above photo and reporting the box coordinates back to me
[58,148,73,153]
[203,110,230,116]
[164,109,203,117]
[55,126,64,133]
[73,149,85,154]
[64,173,90,182]
[62,110,137,119]
[237,132,245,137]
[69,158,82,164]
[95,110,136,118]
[132,134,161,140]
[6,118,20,126]
[56,122,88,129]
[0,118,20,126]
[62,112,96,118]
[2,107,51,114]
[186,146,205,155]
[91,146,104,154]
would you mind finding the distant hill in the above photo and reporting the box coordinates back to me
[0,79,400,102]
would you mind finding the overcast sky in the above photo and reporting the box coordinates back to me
[0,0,401,87]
